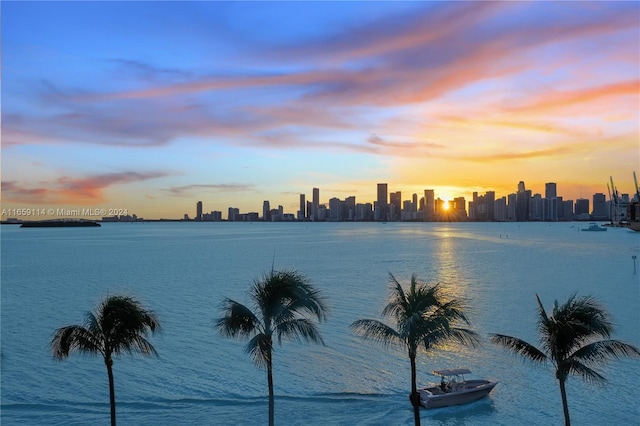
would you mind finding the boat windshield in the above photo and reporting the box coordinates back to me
[432,368,472,377]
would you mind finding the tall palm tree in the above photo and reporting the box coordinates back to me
[217,269,328,426]
[51,295,160,426]
[350,273,479,426]
[491,294,640,426]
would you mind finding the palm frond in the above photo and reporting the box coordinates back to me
[556,295,613,343]
[446,327,480,347]
[571,340,640,365]
[491,334,547,363]
[275,318,324,346]
[112,335,158,357]
[562,359,606,384]
[382,273,410,320]
[51,325,103,359]
[245,333,272,369]
[217,298,261,338]
[350,319,402,348]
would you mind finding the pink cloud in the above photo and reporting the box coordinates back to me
[2,171,170,204]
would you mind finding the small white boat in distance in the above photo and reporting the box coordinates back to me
[418,368,497,409]
[581,223,607,231]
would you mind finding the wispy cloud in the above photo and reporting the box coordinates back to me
[2,171,170,204]
[165,183,256,196]
[5,1,636,156]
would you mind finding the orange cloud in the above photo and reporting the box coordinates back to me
[508,80,640,113]
[2,172,170,205]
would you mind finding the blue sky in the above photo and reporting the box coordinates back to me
[2,1,638,219]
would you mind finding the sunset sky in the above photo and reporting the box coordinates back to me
[2,1,639,219]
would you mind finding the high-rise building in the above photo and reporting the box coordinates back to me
[263,200,271,221]
[507,193,517,221]
[562,200,574,221]
[196,201,203,221]
[495,197,507,221]
[545,182,558,221]
[312,188,320,221]
[545,182,557,199]
[299,194,306,220]
[516,181,530,221]
[530,194,543,221]
[452,197,467,220]
[424,189,435,221]
[228,207,239,221]
[592,193,607,220]
[377,183,388,221]
[390,191,401,221]
[575,198,590,220]
[345,196,356,221]
[329,197,342,221]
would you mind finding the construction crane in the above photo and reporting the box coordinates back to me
[607,182,614,224]
[610,176,620,224]
[632,172,640,223]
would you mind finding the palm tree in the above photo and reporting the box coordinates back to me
[350,273,479,426]
[51,295,160,426]
[491,294,640,426]
[217,269,328,426]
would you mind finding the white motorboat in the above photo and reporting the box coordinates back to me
[418,368,497,409]
[581,223,607,231]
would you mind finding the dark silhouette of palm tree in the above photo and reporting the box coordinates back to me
[217,269,328,426]
[51,295,160,426]
[350,273,479,426]
[491,294,640,426]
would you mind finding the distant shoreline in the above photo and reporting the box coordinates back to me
[2,218,623,225]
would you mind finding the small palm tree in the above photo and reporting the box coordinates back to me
[491,294,640,426]
[217,269,328,426]
[350,273,479,426]
[51,295,160,426]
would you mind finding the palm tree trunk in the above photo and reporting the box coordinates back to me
[409,354,421,426]
[558,378,571,426]
[267,357,274,426]
[105,357,116,426]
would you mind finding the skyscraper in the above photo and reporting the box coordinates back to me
[299,194,306,221]
[424,189,435,221]
[196,201,203,221]
[545,182,557,199]
[592,193,607,220]
[389,191,401,221]
[263,200,271,222]
[312,188,319,221]
[516,181,530,221]
[575,198,590,219]
[545,182,558,221]
[377,183,388,221]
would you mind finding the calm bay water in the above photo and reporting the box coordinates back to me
[1,222,639,425]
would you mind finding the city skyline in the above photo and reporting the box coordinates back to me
[185,178,633,222]
[2,2,639,220]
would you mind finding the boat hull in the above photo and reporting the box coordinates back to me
[419,380,497,409]
[20,220,101,228]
